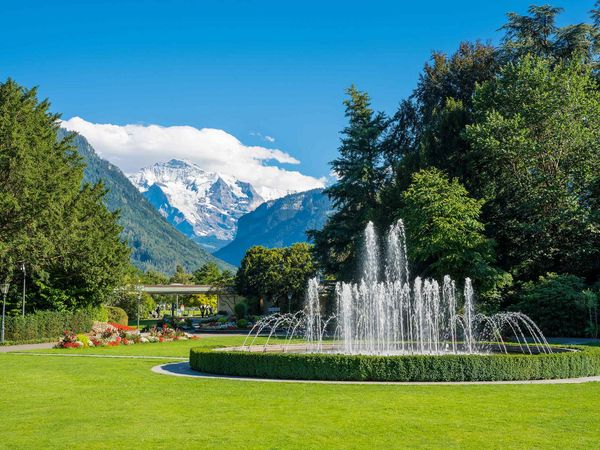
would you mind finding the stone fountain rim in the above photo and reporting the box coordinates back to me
[214,342,578,355]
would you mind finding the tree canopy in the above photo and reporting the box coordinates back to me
[236,243,316,311]
[0,79,130,311]
[312,3,600,324]
[309,86,387,280]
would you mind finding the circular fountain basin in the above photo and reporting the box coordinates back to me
[216,343,575,356]
[189,344,600,382]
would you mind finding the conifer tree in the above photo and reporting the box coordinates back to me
[309,86,386,279]
[0,79,130,311]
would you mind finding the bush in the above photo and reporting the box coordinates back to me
[3,308,97,342]
[190,346,600,382]
[234,302,247,320]
[76,333,91,347]
[236,319,249,328]
[105,306,128,326]
[110,292,156,321]
[95,306,109,322]
[512,273,590,337]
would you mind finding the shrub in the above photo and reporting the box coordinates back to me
[110,291,156,321]
[104,306,128,326]
[189,346,600,382]
[217,317,228,324]
[236,319,249,328]
[4,308,97,342]
[512,273,589,337]
[76,333,91,347]
[95,306,109,322]
[234,302,248,320]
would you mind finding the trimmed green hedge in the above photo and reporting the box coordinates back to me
[189,346,600,382]
[3,308,98,343]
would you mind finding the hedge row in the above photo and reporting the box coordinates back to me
[189,346,600,382]
[2,308,99,342]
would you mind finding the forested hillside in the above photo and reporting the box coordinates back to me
[60,130,234,273]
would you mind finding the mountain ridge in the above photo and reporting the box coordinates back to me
[128,159,264,251]
[60,130,234,274]
[214,188,332,266]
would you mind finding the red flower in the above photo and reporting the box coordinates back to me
[108,322,136,331]
[62,342,80,348]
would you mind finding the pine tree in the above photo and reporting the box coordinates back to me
[309,86,386,279]
[501,5,600,64]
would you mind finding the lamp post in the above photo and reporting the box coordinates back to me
[135,284,142,330]
[287,292,293,313]
[21,263,26,317]
[1,282,9,343]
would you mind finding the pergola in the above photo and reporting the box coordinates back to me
[139,284,239,315]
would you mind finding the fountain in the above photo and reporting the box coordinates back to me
[244,219,552,356]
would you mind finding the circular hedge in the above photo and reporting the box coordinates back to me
[189,346,600,382]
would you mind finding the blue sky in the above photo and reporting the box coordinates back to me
[0,0,595,189]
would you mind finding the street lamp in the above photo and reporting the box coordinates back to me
[1,282,10,343]
[21,263,26,317]
[287,292,293,313]
[135,284,142,329]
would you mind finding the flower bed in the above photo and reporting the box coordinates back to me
[55,323,198,348]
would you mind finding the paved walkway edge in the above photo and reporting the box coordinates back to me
[0,342,56,352]
[152,362,600,385]
[6,352,187,360]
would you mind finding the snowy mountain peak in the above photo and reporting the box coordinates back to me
[128,160,264,251]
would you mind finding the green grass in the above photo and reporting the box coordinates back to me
[127,318,160,329]
[2,337,600,449]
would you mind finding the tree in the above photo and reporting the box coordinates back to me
[193,262,233,286]
[398,169,510,310]
[512,273,592,337]
[500,4,600,64]
[191,262,234,310]
[236,243,316,311]
[310,86,387,279]
[465,56,600,282]
[380,41,499,221]
[169,265,194,285]
[0,79,130,311]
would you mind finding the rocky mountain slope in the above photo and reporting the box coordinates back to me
[214,189,332,266]
[61,130,233,273]
[128,160,264,251]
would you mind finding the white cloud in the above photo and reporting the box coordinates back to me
[250,131,276,143]
[61,117,325,199]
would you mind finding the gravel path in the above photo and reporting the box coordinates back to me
[152,361,600,385]
[0,342,55,353]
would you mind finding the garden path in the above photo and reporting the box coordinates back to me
[0,342,55,353]
[153,362,600,385]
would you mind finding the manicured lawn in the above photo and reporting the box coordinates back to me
[2,337,599,449]
[127,318,160,329]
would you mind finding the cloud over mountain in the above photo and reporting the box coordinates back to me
[61,117,325,199]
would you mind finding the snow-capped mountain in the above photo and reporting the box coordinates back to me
[128,159,264,251]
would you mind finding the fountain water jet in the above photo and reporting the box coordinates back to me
[245,220,551,355]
